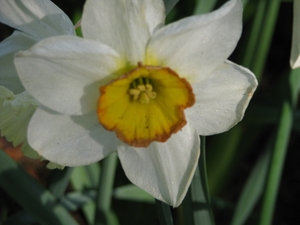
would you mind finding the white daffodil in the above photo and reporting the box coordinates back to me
[291,0,300,68]
[0,0,75,169]
[15,0,257,206]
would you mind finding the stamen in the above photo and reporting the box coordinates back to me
[129,77,157,104]
[145,84,152,91]
[137,84,146,91]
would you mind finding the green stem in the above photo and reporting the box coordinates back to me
[199,136,215,224]
[258,101,292,225]
[250,0,281,80]
[259,69,300,224]
[49,167,73,198]
[94,153,118,225]
[242,0,267,69]
[184,136,215,225]
[155,199,174,225]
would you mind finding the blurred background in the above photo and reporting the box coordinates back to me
[0,0,299,224]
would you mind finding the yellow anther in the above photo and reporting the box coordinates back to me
[129,89,140,96]
[137,84,146,91]
[145,84,153,91]
[147,91,157,99]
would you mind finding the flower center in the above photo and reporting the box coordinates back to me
[129,77,157,104]
[97,63,195,147]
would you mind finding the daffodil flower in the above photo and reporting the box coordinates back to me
[15,0,257,206]
[291,0,300,69]
[0,0,75,169]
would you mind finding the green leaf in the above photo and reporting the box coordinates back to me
[71,163,100,225]
[155,199,174,225]
[0,150,78,225]
[61,190,97,211]
[114,184,155,203]
[194,0,217,15]
[183,136,215,225]
[163,0,179,14]
[48,167,73,198]
[258,68,300,225]
[230,146,272,225]
[95,153,119,225]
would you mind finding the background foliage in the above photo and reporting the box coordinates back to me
[0,0,299,224]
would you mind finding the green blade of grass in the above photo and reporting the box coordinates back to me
[70,164,100,225]
[113,184,155,203]
[259,68,300,225]
[230,143,272,225]
[242,0,281,81]
[94,153,119,225]
[251,0,281,79]
[242,0,267,69]
[48,167,73,198]
[0,150,78,225]
[183,136,214,225]
[193,0,217,15]
[163,0,179,14]
[156,199,174,225]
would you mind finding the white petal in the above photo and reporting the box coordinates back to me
[0,0,75,39]
[118,121,200,207]
[291,0,300,68]
[15,36,121,115]
[186,61,258,135]
[147,0,242,83]
[82,0,165,63]
[0,31,36,94]
[27,106,118,167]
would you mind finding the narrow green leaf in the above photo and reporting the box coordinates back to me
[208,126,243,195]
[71,163,100,190]
[182,188,195,225]
[183,136,215,225]
[243,0,281,80]
[48,167,73,198]
[61,190,97,211]
[95,153,119,225]
[242,0,267,70]
[113,184,155,203]
[0,150,78,225]
[230,145,272,225]
[258,101,292,225]
[70,164,100,225]
[194,0,217,15]
[259,68,300,225]
[155,199,174,225]
[163,0,179,14]
[191,136,215,225]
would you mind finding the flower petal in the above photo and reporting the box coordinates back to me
[15,35,122,115]
[291,0,300,68]
[82,0,165,63]
[0,0,75,39]
[0,31,36,94]
[186,60,257,135]
[27,106,118,166]
[146,0,242,83]
[118,121,200,207]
